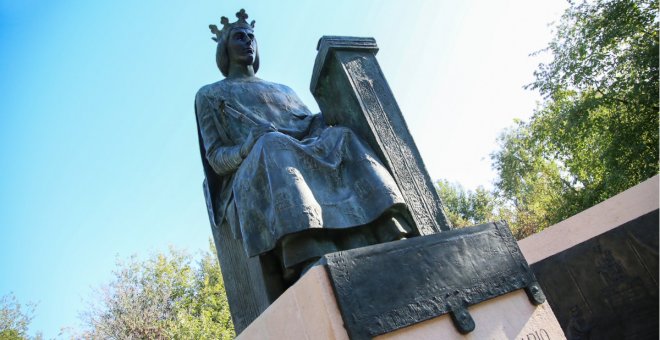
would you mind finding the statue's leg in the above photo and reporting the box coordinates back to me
[270,206,415,285]
[377,205,417,240]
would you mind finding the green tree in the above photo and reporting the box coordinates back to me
[436,180,514,229]
[77,244,234,339]
[492,0,658,237]
[0,293,41,340]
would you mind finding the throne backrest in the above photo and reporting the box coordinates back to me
[310,36,451,235]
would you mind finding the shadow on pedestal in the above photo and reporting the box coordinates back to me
[531,209,659,339]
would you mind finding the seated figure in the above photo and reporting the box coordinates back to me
[195,9,412,284]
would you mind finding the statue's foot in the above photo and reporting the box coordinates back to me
[373,212,412,243]
[281,256,321,283]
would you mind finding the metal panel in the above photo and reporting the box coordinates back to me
[321,221,545,339]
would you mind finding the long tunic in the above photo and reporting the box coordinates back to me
[195,77,405,258]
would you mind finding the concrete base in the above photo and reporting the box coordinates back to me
[377,289,562,340]
[238,265,565,340]
[237,266,346,340]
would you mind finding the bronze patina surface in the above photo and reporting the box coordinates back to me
[195,9,429,332]
[321,221,545,339]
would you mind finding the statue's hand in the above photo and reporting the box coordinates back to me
[240,123,277,158]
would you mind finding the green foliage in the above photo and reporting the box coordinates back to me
[491,0,659,237]
[0,293,41,340]
[77,243,234,339]
[491,123,569,236]
[436,180,514,229]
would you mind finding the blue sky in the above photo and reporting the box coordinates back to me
[0,0,568,337]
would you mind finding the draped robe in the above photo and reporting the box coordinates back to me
[195,77,405,262]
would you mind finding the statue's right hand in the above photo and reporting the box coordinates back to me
[240,123,277,158]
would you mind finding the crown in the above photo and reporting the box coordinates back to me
[209,9,256,42]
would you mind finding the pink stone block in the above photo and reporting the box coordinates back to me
[238,266,348,340]
[238,266,565,339]
[375,290,564,340]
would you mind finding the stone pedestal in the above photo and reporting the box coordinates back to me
[238,266,564,340]
[238,222,565,339]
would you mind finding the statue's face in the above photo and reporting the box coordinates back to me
[227,27,256,67]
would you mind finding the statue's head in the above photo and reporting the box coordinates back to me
[209,9,260,76]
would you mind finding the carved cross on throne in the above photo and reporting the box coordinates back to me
[213,36,452,334]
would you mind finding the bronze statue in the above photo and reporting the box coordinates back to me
[195,9,412,284]
[193,10,552,337]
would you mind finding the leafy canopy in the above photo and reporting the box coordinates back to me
[490,0,658,236]
[439,0,658,238]
[436,180,514,228]
[76,244,234,339]
[0,293,41,340]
